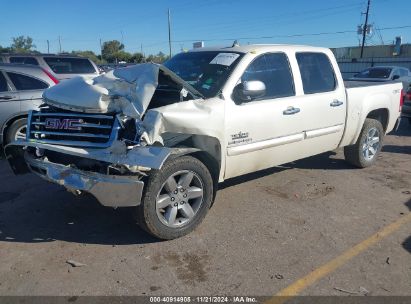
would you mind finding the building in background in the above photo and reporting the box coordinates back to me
[331,43,411,79]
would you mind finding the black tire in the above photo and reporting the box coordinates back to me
[5,118,28,145]
[344,118,384,168]
[137,155,214,240]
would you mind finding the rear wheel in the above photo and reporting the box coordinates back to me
[5,118,28,144]
[344,118,384,168]
[137,155,213,240]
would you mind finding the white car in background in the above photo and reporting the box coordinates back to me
[350,66,411,89]
[0,54,100,81]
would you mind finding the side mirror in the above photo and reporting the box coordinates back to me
[233,80,266,103]
[392,75,400,80]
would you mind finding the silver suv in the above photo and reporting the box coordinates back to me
[0,54,99,81]
[0,63,58,145]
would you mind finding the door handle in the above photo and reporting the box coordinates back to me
[283,106,300,115]
[330,100,344,107]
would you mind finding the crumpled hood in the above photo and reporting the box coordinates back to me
[43,63,203,119]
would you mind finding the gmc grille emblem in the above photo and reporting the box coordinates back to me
[44,118,83,131]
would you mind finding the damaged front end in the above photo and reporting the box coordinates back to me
[5,63,203,207]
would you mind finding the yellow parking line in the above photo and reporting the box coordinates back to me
[266,212,411,304]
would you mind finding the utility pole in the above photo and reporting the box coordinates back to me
[46,40,50,53]
[168,8,172,58]
[58,36,62,53]
[99,38,103,61]
[360,0,371,58]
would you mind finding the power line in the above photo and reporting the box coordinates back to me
[149,24,411,45]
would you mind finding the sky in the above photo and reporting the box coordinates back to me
[0,0,409,56]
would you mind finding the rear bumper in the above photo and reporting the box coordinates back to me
[24,152,144,207]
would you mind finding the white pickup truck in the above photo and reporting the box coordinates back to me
[5,44,403,239]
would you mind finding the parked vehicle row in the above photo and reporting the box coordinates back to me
[5,44,403,240]
[0,54,100,81]
[0,64,58,145]
[0,53,104,146]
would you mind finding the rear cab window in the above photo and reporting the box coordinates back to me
[7,72,49,91]
[296,52,336,94]
[43,57,96,74]
[9,56,39,65]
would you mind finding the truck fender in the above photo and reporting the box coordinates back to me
[348,93,391,146]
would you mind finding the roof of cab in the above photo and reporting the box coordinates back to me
[188,44,331,54]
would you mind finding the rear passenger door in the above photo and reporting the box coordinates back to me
[0,71,20,136]
[295,52,346,153]
[5,71,49,111]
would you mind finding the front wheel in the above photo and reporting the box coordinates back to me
[344,118,384,168]
[137,155,214,240]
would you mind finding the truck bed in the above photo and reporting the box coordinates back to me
[339,80,402,148]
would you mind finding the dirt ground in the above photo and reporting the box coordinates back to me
[0,120,410,297]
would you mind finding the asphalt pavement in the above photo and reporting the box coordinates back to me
[0,120,410,297]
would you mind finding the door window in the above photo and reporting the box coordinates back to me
[241,53,295,100]
[0,72,8,92]
[43,57,95,74]
[296,52,336,94]
[9,56,39,65]
[7,72,49,91]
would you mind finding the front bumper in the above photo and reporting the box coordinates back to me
[24,152,144,207]
[5,140,198,207]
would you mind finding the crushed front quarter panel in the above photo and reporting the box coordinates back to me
[142,97,227,181]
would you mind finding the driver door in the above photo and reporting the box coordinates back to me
[224,52,308,178]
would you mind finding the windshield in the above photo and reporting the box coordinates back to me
[164,51,243,98]
[354,67,392,79]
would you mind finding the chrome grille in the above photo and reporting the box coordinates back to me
[28,111,119,148]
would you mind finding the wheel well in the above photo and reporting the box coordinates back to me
[2,114,28,144]
[169,134,222,183]
[366,108,389,132]
[190,151,220,202]
[190,151,219,182]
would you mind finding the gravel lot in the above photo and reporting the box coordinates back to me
[0,120,410,297]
